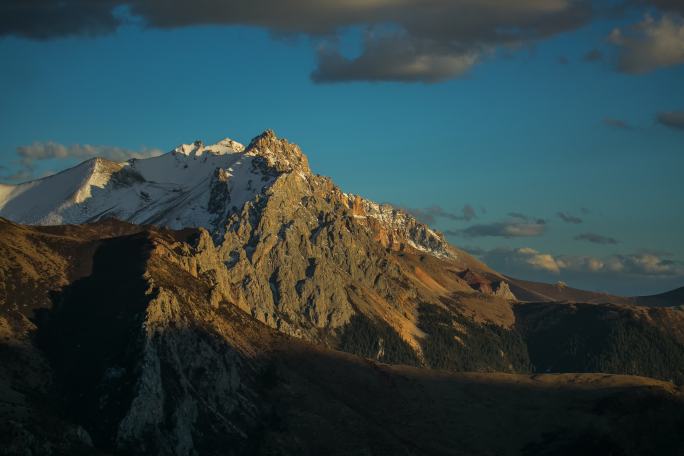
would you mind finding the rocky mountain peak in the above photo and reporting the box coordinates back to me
[245,130,310,173]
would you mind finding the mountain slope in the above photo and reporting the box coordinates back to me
[0,137,264,233]
[632,286,684,307]
[2,221,684,456]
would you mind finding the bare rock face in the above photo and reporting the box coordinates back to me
[206,131,463,342]
[144,131,523,361]
[341,194,455,258]
[218,171,407,338]
[460,269,493,294]
[246,129,309,174]
[113,261,259,455]
[492,281,517,301]
[459,269,517,301]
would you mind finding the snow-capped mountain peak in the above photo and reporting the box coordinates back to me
[173,138,245,157]
[0,130,452,259]
[0,133,280,231]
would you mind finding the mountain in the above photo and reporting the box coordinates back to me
[1,218,683,456]
[0,137,258,232]
[0,130,496,346]
[1,130,684,454]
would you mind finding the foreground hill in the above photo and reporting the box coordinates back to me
[1,220,683,455]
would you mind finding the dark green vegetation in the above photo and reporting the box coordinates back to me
[338,314,420,366]
[338,303,531,373]
[339,300,684,387]
[516,303,684,385]
[419,303,530,373]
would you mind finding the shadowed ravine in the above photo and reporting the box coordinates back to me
[35,234,156,448]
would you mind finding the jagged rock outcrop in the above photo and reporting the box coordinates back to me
[459,269,516,301]
[342,194,455,258]
[492,280,517,300]
[246,129,309,174]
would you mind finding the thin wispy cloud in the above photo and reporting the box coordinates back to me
[461,246,486,256]
[1,142,162,182]
[449,213,546,238]
[656,111,684,131]
[557,212,583,224]
[407,204,476,224]
[603,117,634,130]
[575,233,619,245]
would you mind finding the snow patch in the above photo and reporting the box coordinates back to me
[0,137,274,235]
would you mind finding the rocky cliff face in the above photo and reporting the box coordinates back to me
[103,130,488,349]
[459,269,517,301]
[343,194,455,258]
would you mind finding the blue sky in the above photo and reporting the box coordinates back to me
[1,1,683,295]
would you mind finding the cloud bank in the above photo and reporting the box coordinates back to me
[480,247,683,277]
[557,212,583,224]
[6,1,684,82]
[0,0,595,83]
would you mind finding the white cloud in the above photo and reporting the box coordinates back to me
[609,14,684,74]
